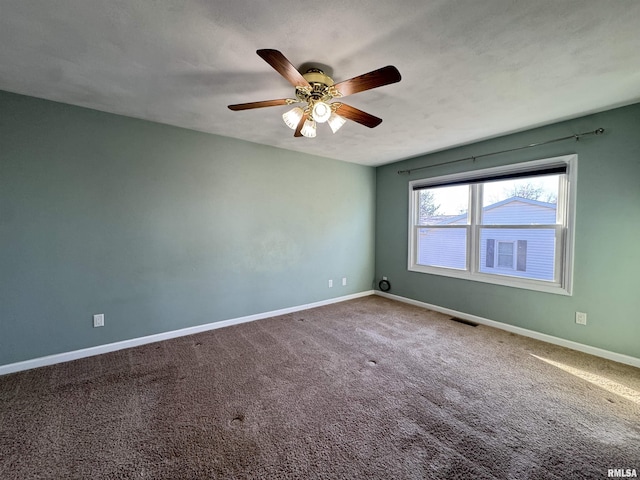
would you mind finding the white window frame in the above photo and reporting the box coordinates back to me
[408,155,577,296]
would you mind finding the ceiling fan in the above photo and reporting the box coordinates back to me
[227,49,401,138]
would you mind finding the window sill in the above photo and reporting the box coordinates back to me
[408,264,572,296]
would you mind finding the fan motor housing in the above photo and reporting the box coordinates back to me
[302,68,334,87]
[298,68,335,102]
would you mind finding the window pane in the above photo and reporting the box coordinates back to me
[417,227,467,270]
[482,175,560,225]
[479,228,556,281]
[418,185,469,224]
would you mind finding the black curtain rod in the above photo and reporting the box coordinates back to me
[397,128,605,175]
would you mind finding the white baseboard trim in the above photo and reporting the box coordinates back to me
[375,291,640,369]
[0,290,375,376]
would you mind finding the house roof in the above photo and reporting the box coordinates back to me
[483,196,556,211]
[424,196,555,225]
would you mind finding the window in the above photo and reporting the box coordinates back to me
[408,155,576,295]
[496,241,515,269]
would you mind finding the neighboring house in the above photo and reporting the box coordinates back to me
[418,197,557,281]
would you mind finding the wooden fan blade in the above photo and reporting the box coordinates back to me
[334,103,382,128]
[294,111,309,137]
[228,99,296,111]
[333,65,401,97]
[257,49,311,88]
[293,112,309,137]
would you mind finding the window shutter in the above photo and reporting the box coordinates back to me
[517,240,527,271]
[486,239,495,268]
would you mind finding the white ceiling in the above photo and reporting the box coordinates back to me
[1,1,639,167]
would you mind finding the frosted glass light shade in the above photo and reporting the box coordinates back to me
[301,119,317,138]
[282,107,304,130]
[327,113,347,133]
[311,101,331,123]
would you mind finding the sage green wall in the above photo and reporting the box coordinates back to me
[375,103,640,359]
[0,90,376,366]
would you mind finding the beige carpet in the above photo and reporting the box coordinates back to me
[1,296,638,479]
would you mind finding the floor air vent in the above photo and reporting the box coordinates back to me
[450,317,479,327]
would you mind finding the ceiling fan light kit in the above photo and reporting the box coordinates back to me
[311,101,332,123]
[282,106,304,130]
[327,112,347,133]
[300,119,317,138]
[228,49,401,138]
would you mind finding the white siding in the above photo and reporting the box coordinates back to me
[479,228,556,281]
[416,199,557,280]
[418,228,466,269]
[483,200,556,225]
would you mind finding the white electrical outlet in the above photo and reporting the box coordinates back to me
[382,276,388,280]
[342,277,347,286]
[575,312,587,325]
[93,314,104,328]
[328,279,333,288]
